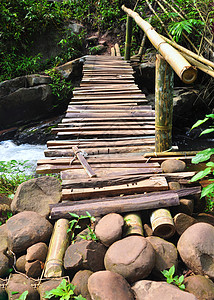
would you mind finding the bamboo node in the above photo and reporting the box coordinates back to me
[155,124,172,130]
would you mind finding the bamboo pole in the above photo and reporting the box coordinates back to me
[111,47,116,56]
[115,43,121,57]
[150,208,175,239]
[124,212,144,236]
[155,54,174,152]
[44,219,70,278]
[161,35,214,69]
[121,5,197,84]
[124,15,133,60]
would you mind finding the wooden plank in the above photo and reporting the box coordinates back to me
[58,122,156,127]
[47,138,155,147]
[45,145,155,156]
[52,125,155,133]
[61,176,168,200]
[74,84,139,90]
[56,130,155,137]
[72,146,96,178]
[72,95,146,100]
[61,171,196,188]
[67,105,151,110]
[70,100,148,105]
[36,164,162,174]
[65,112,155,118]
[50,191,179,218]
[62,117,155,122]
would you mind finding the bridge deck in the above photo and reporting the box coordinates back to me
[37,55,199,218]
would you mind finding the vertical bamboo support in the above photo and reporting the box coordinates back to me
[155,54,174,152]
[124,16,133,61]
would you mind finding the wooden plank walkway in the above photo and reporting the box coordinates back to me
[37,55,200,218]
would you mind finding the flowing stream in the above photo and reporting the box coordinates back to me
[0,140,46,175]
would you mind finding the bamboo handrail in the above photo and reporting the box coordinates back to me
[121,5,197,84]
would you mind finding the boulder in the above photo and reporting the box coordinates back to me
[26,242,48,262]
[95,213,124,247]
[161,159,186,173]
[146,236,178,277]
[64,240,106,272]
[11,176,62,217]
[0,224,8,253]
[6,211,53,253]
[0,195,12,225]
[184,275,214,300]
[15,255,26,273]
[104,236,155,283]
[56,58,83,80]
[174,213,197,235]
[132,280,197,300]
[71,270,93,300]
[0,85,54,128]
[88,270,134,300]
[38,279,63,300]
[177,222,214,279]
[0,252,10,277]
[25,260,42,278]
[168,182,181,190]
[6,274,39,300]
[0,76,27,98]
[26,75,51,87]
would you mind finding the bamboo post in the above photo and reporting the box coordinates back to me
[124,212,144,236]
[155,54,174,152]
[150,208,175,239]
[44,219,70,278]
[124,15,133,61]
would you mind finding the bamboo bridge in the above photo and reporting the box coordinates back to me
[36,53,200,219]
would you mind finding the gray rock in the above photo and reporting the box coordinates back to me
[27,75,51,87]
[0,252,10,277]
[95,213,124,247]
[174,213,197,235]
[56,58,83,80]
[0,76,27,98]
[132,280,197,300]
[26,242,48,262]
[25,260,42,278]
[0,224,8,253]
[11,176,62,217]
[88,270,134,300]
[177,222,214,279]
[169,182,181,190]
[71,270,93,300]
[146,236,178,278]
[161,159,186,173]
[6,274,39,300]
[6,211,53,253]
[184,275,214,300]
[15,255,26,273]
[38,279,63,300]
[0,85,54,128]
[104,236,155,283]
[68,22,83,34]
[64,240,106,272]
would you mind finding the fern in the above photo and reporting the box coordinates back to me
[169,19,204,41]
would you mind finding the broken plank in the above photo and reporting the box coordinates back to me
[62,176,168,200]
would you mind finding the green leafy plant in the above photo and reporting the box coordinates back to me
[67,211,96,242]
[0,160,33,198]
[78,225,99,241]
[44,279,86,300]
[190,114,214,211]
[162,265,185,290]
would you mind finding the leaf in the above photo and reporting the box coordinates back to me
[11,292,19,295]
[190,117,209,130]
[205,114,214,119]
[16,291,29,300]
[190,167,212,182]
[201,183,214,198]
[200,128,214,136]
[168,265,175,277]
[178,275,184,284]
[179,284,186,290]
[206,162,214,167]
[191,148,214,164]
[69,212,79,218]
[166,278,173,284]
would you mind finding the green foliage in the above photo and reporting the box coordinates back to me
[169,19,204,42]
[0,160,33,198]
[45,68,73,107]
[44,279,86,300]
[162,265,185,290]
[78,225,99,241]
[12,291,28,300]
[67,211,97,242]
[190,114,214,211]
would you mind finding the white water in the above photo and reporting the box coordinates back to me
[0,140,46,174]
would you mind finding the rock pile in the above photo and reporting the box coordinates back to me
[0,171,214,300]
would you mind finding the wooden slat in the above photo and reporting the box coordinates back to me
[62,176,168,200]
